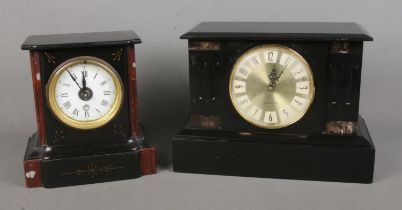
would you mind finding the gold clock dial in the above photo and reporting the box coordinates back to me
[47,56,123,130]
[229,44,315,129]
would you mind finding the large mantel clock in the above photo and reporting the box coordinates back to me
[172,22,375,183]
[22,31,156,188]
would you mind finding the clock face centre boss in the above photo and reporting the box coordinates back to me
[47,56,123,130]
[229,44,315,129]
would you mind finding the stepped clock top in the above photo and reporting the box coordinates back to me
[21,31,141,50]
[181,22,373,41]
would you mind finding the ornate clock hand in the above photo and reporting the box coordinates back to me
[277,66,287,81]
[268,66,279,90]
[277,59,290,81]
[67,69,82,89]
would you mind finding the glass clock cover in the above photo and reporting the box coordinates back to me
[229,44,315,129]
[47,56,123,130]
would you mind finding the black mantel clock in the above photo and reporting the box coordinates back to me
[21,31,156,188]
[172,22,375,183]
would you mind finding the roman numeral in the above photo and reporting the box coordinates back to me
[100,81,107,86]
[101,100,109,106]
[84,110,89,117]
[103,90,111,95]
[73,108,79,116]
[82,70,88,77]
[95,108,101,113]
[61,93,68,97]
[63,101,72,109]
[93,71,98,79]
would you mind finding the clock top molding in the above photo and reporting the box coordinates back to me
[181,22,373,41]
[21,31,141,50]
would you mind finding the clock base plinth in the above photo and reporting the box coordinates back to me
[172,117,375,183]
[23,132,156,188]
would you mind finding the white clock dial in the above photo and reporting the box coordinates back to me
[47,56,123,129]
[229,45,315,129]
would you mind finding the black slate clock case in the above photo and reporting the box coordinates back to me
[21,31,156,188]
[172,22,375,183]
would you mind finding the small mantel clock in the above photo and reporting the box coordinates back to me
[172,22,375,183]
[21,31,156,188]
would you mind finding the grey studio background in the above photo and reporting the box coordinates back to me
[0,0,401,209]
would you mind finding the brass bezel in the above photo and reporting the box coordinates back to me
[47,56,124,130]
[229,44,315,129]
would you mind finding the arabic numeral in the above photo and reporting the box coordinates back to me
[239,68,248,76]
[267,52,274,61]
[239,98,249,105]
[283,109,289,118]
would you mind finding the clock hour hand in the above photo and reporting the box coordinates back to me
[81,70,87,89]
[67,69,82,89]
[268,67,279,89]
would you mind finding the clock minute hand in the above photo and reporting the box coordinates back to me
[276,66,288,83]
[277,57,290,81]
[67,69,82,89]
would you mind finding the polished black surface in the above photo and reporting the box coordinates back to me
[24,132,144,188]
[41,152,142,188]
[181,22,373,41]
[21,31,141,50]
[173,118,375,183]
